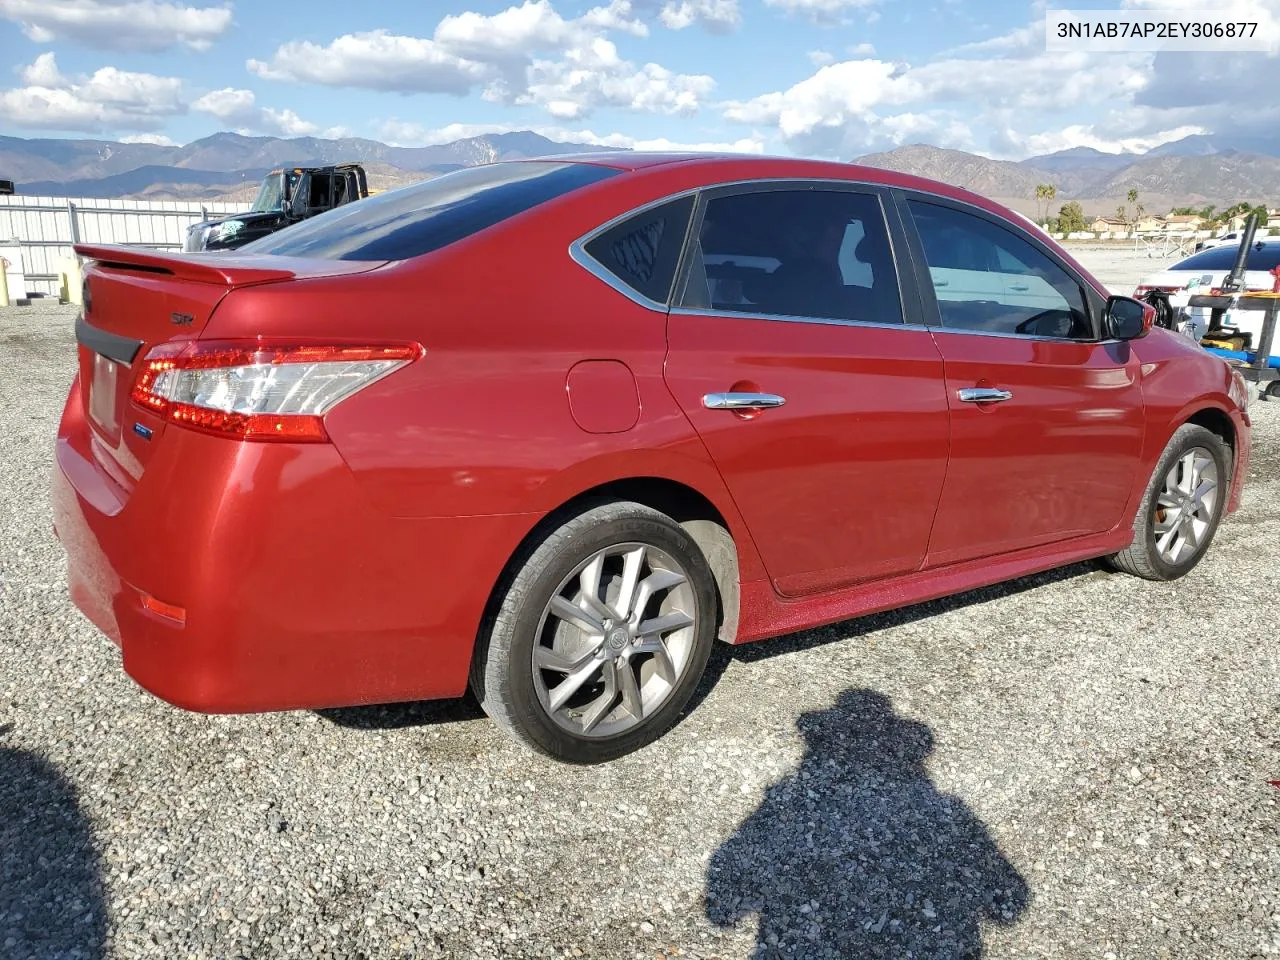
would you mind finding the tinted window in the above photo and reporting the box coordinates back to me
[679,189,903,324]
[1173,243,1280,272]
[908,201,1092,339]
[243,161,618,261]
[583,195,695,304]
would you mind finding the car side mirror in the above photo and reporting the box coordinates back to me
[1105,295,1154,340]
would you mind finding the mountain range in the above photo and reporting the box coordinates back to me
[855,136,1280,217]
[0,131,604,201]
[4,130,1280,215]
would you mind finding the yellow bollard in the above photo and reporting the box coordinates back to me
[62,257,83,306]
[0,261,9,308]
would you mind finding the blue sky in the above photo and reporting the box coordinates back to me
[0,0,1277,158]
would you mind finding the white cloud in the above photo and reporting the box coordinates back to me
[192,87,257,125]
[193,87,341,138]
[516,39,714,117]
[848,41,875,56]
[376,118,764,154]
[249,0,717,119]
[723,15,1166,159]
[0,0,233,52]
[1010,123,1208,158]
[764,0,878,23]
[0,53,184,132]
[20,51,62,86]
[121,133,177,145]
[657,0,740,31]
[247,31,488,93]
[808,50,835,66]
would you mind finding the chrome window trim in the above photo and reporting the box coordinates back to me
[929,325,1127,346]
[893,188,1108,342]
[568,176,906,314]
[567,175,1111,339]
[669,306,932,333]
[567,242,669,313]
[568,184,706,313]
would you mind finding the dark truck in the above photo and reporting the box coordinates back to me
[184,163,369,252]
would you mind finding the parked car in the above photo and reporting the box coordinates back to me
[183,163,370,252]
[1135,239,1280,358]
[1193,230,1276,252]
[55,154,1252,763]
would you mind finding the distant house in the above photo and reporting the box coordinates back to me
[1090,217,1128,232]
[1133,216,1166,232]
[1165,214,1202,231]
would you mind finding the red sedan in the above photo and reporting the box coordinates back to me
[53,153,1252,763]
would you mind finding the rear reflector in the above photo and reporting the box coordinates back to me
[130,340,423,443]
[141,594,187,624]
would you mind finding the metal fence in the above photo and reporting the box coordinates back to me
[0,195,252,298]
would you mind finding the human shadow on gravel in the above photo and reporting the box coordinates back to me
[0,745,106,960]
[705,689,1029,959]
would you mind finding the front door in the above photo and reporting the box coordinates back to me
[664,185,951,597]
[900,196,1146,567]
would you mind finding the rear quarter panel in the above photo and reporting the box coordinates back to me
[199,167,770,584]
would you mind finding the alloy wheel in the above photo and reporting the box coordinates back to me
[1152,446,1219,565]
[531,542,698,738]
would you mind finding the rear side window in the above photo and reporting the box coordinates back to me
[243,161,619,261]
[583,195,695,304]
[678,188,903,325]
[1173,243,1280,272]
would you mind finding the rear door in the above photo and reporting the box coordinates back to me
[662,183,951,597]
[897,194,1146,567]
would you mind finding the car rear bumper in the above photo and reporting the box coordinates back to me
[52,376,535,713]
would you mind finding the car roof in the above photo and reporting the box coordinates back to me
[532,150,999,211]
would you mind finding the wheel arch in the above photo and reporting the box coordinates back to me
[1183,405,1236,455]
[477,476,749,680]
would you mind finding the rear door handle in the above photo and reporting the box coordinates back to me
[957,387,1014,403]
[702,392,787,411]
[1008,283,1030,292]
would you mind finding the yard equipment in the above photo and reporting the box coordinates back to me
[1187,212,1280,399]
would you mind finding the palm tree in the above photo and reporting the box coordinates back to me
[1034,184,1058,226]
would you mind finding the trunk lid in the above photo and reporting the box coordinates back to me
[73,244,386,489]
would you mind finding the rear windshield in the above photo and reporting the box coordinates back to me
[241,161,619,261]
[1173,243,1280,272]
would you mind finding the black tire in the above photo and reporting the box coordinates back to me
[1266,381,1280,401]
[470,501,718,764]
[1106,423,1231,581]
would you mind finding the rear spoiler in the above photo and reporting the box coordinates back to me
[73,244,296,286]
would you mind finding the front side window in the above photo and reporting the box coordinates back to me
[243,161,618,261]
[679,189,904,325]
[908,201,1091,339]
[583,195,695,304]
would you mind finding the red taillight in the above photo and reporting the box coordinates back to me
[130,339,423,443]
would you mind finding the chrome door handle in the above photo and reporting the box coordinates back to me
[957,387,1013,403]
[702,392,787,411]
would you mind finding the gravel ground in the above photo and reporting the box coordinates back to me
[1,300,1278,960]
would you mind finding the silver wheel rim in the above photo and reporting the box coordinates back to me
[1153,446,1219,565]
[532,542,698,739]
